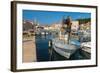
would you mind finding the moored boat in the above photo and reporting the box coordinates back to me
[52,16,81,59]
[52,38,80,58]
[80,42,91,59]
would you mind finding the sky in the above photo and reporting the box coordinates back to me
[23,10,91,25]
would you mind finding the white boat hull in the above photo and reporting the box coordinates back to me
[53,45,72,58]
[52,39,80,59]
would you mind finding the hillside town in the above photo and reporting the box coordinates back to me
[23,17,91,37]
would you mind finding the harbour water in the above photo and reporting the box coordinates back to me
[35,34,90,62]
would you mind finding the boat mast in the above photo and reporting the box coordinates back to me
[66,16,72,44]
[59,16,64,40]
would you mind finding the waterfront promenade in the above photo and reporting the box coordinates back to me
[22,36,37,62]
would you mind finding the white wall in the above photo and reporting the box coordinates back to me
[0,0,99,73]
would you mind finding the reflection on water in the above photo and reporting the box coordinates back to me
[35,34,52,62]
[35,34,90,62]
